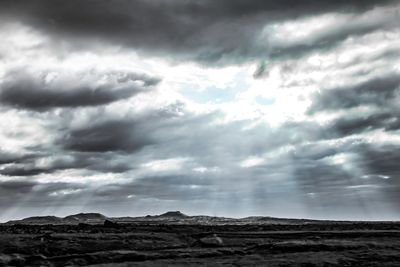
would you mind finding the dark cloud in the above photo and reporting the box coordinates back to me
[305,73,400,151]
[0,166,50,177]
[0,69,160,111]
[308,74,400,114]
[351,143,400,205]
[324,112,400,138]
[0,180,46,208]
[0,152,49,177]
[62,120,152,153]
[0,152,133,177]
[0,180,87,208]
[0,180,37,195]
[0,152,35,165]
[0,0,396,64]
[358,144,400,178]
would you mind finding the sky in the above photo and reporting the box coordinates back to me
[1,0,400,221]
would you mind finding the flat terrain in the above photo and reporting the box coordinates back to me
[1,213,400,266]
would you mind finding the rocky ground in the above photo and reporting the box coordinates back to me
[1,212,400,266]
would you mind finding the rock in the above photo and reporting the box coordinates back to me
[104,219,118,227]
[199,234,224,247]
[25,254,47,264]
[0,256,7,267]
[0,254,26,267]
[78,223,90,228]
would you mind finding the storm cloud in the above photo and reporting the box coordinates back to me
[0,69,160,111]
[0,0,397,64]
[62,119,152,153]
[309,74,400,114]
[1,0,400,221]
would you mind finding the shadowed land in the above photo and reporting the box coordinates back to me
[1,212,400,266]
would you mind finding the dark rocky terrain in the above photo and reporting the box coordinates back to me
[1,212,400,266]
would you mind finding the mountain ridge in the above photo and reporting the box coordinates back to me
[4,211,399,225]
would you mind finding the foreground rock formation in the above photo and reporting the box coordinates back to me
[1,212,400,266]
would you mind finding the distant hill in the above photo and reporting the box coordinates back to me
[158,211,188,218]
[4,211,361,226]
[6,213,108,225]
[64,213,107,222]
[7,216,63,225]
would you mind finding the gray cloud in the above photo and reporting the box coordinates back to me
[264,15,400,64]
[323,112,400,139]
[0,152,132,177]
[95,174,214,202]
[0,69,160,111]
[358,144,400,178]
[62,153,133,174]
[309,74,400,114]
[1,1,400,221]
[0,0,396,64]
[1,103,399,219]
[354,144,400,206]
[0,180,87,207]
[61,119,152,153]
[0,166,49,177]
[0,151,35,165]
[0,180,37,195]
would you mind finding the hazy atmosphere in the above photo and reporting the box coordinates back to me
[1,0,400,221]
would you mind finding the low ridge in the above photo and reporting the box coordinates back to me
[158,211,188,218]
[64,213,107,221]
